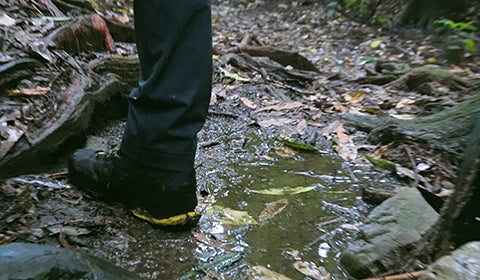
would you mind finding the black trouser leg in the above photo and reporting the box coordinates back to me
[120,0,212,171]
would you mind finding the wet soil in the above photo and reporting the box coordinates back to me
[1,0,480,279]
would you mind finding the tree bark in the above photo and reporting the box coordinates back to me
[344,93,480,155]
[398,0,470,26]
[413,110,480,262]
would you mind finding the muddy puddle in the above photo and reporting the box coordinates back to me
[1,112,400,279]
[188,115,392,279]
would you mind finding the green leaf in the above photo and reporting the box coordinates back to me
[465,39,476,53]
[248,185,316,195]
[275,138,318,152]
[377,17,387,23]
[219,66,251,82]
[209,205,258,226]
[434,19,477,32]
[364,155,396,172]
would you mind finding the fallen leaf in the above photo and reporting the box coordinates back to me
[210,205,258,226]
[191,231,226,248]
[372,142,395,158]
[370,38,382,49]
[333,102,347,113]
[365,155,396,172]
[59,232,76,250]
[297,119,308,135]
[219,66,251,82]
[258,198,288,222]
[7,86,51,97]
[248,185,316,195]
[333,142,358,162]
[0,12,15,26]
[272,146,296,158]
[417,162,431,172]
[282,248,302,261]
[293,261,331,280]
[342,91,365,103]
[395,98,415,109]
[248,265,292,280]
[390,113,417,120]
[212,84,227,99]
[276,138,318,151]
[258,118,294,127]
[241,97,257,109]
[336,124,352,144]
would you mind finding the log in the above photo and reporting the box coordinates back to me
[218,45,319,73]
[343,93,480,155]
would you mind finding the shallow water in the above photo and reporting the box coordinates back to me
[1,115,394,279]
[192,118,374,279]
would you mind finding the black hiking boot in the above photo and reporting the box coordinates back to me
[67,149,200,229]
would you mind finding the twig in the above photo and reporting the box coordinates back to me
[362,270,424,280]
[403,145,419,189]
[318,218,340,227]
[45,171,68,179]
[207,110,240,119]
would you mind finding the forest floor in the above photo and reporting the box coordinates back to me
[1,0,480,279]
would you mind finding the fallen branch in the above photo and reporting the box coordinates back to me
[217,45,319,72]
[362,270,424,280]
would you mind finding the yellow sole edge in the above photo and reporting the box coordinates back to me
[130,210,201,226]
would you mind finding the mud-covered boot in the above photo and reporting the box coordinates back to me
[68,149,200,229]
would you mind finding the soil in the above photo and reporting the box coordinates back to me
[1,0,479,279]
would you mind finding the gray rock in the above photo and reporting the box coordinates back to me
[419,242,480,280]
[340,187,439,278]
[0,243,143,280]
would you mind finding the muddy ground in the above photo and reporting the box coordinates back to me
[1,0,480,279]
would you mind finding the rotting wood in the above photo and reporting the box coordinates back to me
[48,15,115,53]
[217,45,319,73]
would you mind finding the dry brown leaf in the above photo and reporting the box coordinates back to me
[258,198,288,222]
[293,261,331,280]
[334,143,358,162]
[191,231,226,248]
[336,124,352,144]
[59,232,76,250]
[297,119,308,135]
[248,265,292,280]
[333,102,347,113]
[241,97,257,109]
[372,142,395,158]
